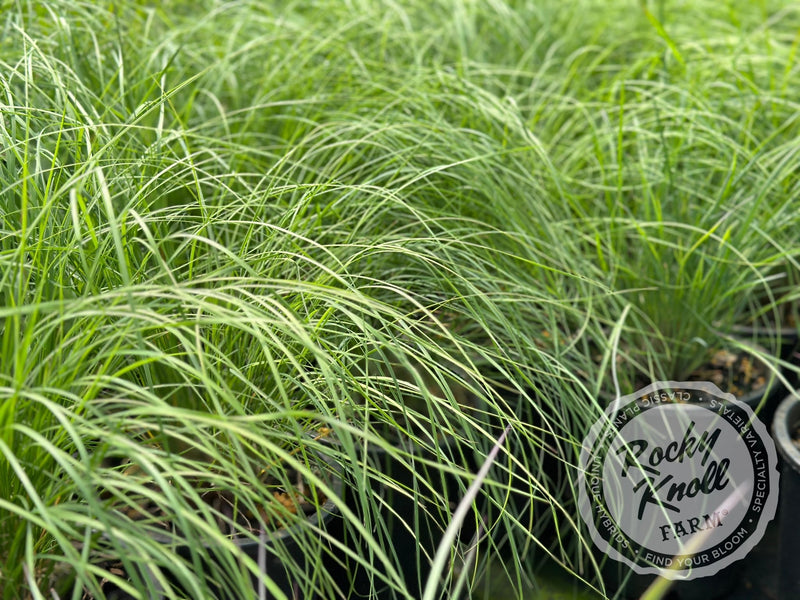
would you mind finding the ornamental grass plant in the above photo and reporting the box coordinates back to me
[3,1,800,599]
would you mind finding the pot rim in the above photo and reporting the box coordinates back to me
[730,323,799,339]
[772,394,800,473]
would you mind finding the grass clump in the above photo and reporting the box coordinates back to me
[2,1,800,599]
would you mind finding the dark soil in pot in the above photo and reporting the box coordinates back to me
[686,348,772,398]
[617,345,785,426]
[688,347,785,431]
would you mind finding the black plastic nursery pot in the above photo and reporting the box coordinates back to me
[217,465,342,600]
[730,324,799,363]
[592,379,782,600]
[112,451,344,600]
[731,293,800,363]
[325,434,470,600]
[772,394,800,600]
[598,550,740,600]
[470,379,569,554]
[723,363,785,434]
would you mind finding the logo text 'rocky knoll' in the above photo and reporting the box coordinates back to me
[577,381,779,580]
[616,421,728,519]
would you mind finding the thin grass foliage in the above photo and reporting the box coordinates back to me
[2,1,800,599]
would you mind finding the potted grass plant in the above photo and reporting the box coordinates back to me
[62,279,489,600]
[534,177,798,600]
[562,217,790,599]
[0,304,140,600]
[580,215,790,415]
[45,287,356,600]
[85,418,344,600]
